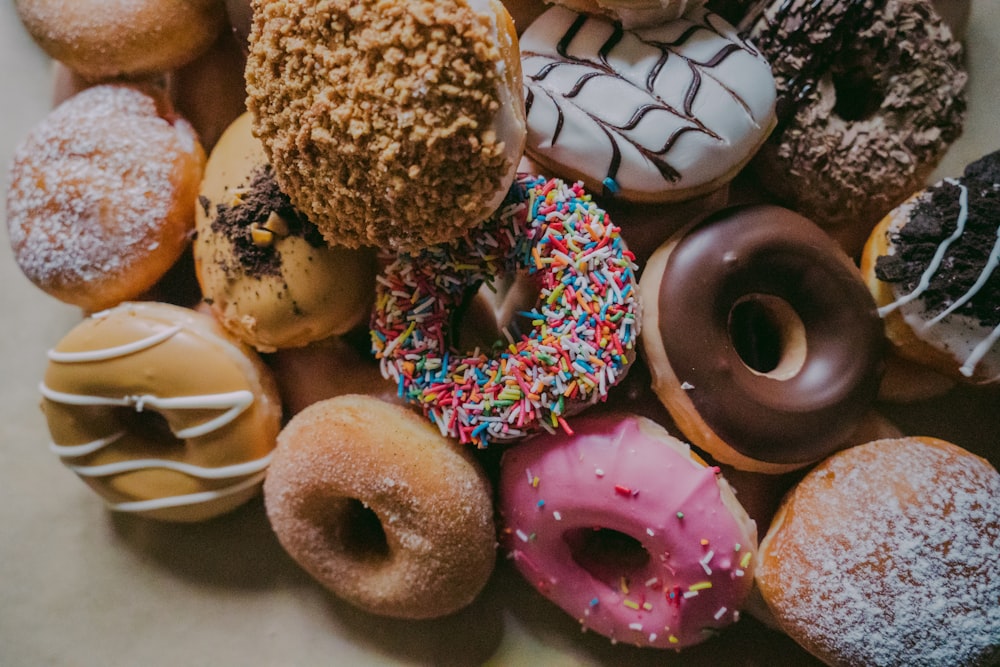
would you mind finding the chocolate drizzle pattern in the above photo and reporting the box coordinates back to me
[520,6,775,199]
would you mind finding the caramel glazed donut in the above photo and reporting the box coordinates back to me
[40,302,282,522]
[733,0,967,237]
[639,204,885,474]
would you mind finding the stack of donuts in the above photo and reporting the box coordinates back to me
[5,0,999,664]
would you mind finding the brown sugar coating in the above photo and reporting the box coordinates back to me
[245,0,526,251]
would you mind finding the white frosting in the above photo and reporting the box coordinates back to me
[47,325,182,363]
[519,6,775,200]
[108,472,267,514]
[65,452,272,480]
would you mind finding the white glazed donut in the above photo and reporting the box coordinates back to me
[519,6,776,203]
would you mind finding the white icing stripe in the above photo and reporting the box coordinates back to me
[47,325,182,363]
[878,180,968,317]
[39,384,255,439]
[960,321,1000,378]
[49,431,125,458]
[924,225,1000,327]
[66,452,273,480]
[107,472,266,513]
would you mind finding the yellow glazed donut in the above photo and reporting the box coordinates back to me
[194,112,377,353]
[264,394,497,619]
[40,302,282,522]
[15,0,227,80]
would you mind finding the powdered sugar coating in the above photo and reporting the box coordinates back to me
[757,438,1000,666]
[6,85,202,310]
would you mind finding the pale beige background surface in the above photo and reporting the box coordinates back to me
[1,3,998,666]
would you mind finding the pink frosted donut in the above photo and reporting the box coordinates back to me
[498,412,757,649]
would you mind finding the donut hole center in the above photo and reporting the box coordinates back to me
[116,408,178,448]
[563,527,650,589]
[336,498,389,561]
[830,66,883,122]
[728,295,806,380]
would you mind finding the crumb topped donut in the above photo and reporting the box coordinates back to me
[15,0,227,80]
[246,0,527,250]
[6,84,205,313]
[194,112,376,352]
[756,437,1000,666]
[264,394,497,619]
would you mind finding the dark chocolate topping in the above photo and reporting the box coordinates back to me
[209,165,325,279]
[656,204,884,464]
[874,177,1000,327]
[962,149,1000,184]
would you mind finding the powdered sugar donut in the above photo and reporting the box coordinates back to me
[371,175,640,447]
[519,6,776,203]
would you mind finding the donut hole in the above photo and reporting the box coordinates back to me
[563,527,650,589]
[728,295,807,380]
[829,65,884,122]
[116,408,178,448]
[333,498,390,562]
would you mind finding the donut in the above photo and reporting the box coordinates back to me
[371,175,641,447]
[246,0,527,251]
[194,112,377,353]
[548,0,707,28]
[15,0,227,80]
[498,412,758,649]
[502,0,548,33]
[519,6,776,204]
[860,150,1000,385]
[39,302,283,522]
[741,0,967,253]
[263,394,496,619]
[756,437,1000,666]
[638,204,885,473]
[6,84,206,313]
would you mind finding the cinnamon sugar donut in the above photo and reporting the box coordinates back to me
[15,0,227,80]
[756,437,1000,666]
[246,0,527,250]
[6,84,205,313]
[743,0,967,252]
[40,302,282,522]
[264,394,496,619]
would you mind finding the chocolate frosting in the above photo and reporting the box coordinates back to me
[656,204,884,464]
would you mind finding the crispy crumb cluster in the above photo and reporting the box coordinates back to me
[246,0,515,251]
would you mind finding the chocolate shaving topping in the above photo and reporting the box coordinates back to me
[875,176,1000,327]
[210,165,326,279]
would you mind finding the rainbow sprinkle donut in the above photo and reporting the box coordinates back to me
[371,175,640,447]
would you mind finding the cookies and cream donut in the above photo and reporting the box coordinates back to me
[246,0,527,251]
[519,6,776,203]
[15,0,227,80]
[6,84,205,313]
[264,394,497,619]
[498,413,757,649]
[194,112,376,353]
[756,437,1000,666]
[861,150,1000,385]
[639,204,885,473]
[40,302,282,522]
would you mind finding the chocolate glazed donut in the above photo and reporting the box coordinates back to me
[639,204,885,473]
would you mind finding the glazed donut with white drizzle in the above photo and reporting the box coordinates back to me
[40,302,282,522]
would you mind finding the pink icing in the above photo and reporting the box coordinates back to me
[498,413,757,649]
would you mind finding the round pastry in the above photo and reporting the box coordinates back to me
[194,112,377,353]
[263,394,497,619]
[246,0,527,251]
[549,0,706,28]
[756,437,1000,666]
[39,302,283,522]
[371,175,641,447]
[502,0,548,33]
[15,0,227,80]
[519,6,776,204]
[6,84,205,313]
[639,204,885,474]
[743,0,967,251]
[860,150,1000,385]
[498,412,757,649]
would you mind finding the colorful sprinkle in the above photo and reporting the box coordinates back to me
[371,175,640,447]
